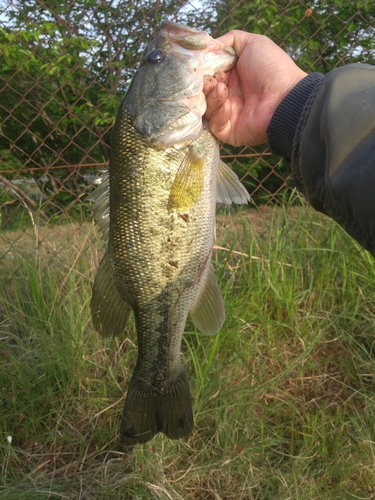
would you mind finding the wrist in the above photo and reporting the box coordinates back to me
[266,73,325,161]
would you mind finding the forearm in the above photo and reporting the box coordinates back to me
[267,64,375,256]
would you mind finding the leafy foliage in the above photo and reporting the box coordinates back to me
[0,0,201,220]
[0,0,375,218]
[214,0,375,70]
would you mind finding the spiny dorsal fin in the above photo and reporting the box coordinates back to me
[87,170,110,245]
[217,159,250,205]
[189,264,225,336]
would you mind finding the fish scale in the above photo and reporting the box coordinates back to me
[89,21,249,446]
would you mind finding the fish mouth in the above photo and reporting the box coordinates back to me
[160,21,236,75]
[150,91,206,148]
[146,22,236,147]
[132,22,236,148]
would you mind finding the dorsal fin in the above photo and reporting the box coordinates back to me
[87,170,110,245]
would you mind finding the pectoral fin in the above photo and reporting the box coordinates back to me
[217,159,250,205]
[168,146,205,212]
[91,252,131,337]
[190,264,225,336]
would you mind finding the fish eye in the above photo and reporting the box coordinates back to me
[147,49,165,64]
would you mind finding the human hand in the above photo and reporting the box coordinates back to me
[204,31,307,146]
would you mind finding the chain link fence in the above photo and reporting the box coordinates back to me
[0,0,374,254]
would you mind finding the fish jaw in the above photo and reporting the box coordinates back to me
[128,22,236,148]
[160,21,236,75]
[152,22,236,147]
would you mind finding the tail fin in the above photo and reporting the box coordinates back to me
[120,369,193,446]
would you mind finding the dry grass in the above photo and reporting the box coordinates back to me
[1,202,375,498]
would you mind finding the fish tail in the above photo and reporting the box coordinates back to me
[120,368,193,446]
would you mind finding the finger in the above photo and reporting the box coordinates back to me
[209,99,232,142]
[213,71,228,84]
[204,82,228,120]
[203,75,217,97]
[216,32,236,48]
[217,30,262,59]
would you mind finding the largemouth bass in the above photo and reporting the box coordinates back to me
[90,21,249,446]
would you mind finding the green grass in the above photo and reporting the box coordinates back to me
[1,199,375,499]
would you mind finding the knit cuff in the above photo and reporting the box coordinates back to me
[266,73,325,161]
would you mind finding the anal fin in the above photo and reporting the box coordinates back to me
[189,264,225,336]
[91,252,131,336]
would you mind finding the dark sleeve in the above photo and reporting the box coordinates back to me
[267,64,375,256]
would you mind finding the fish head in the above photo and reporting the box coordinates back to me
[126,21,236,148]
